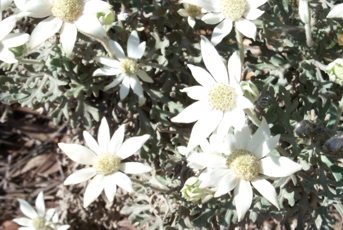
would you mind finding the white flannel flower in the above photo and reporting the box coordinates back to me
[177,2,206,28]
[0,15,30,63]
[182,0,267,45]
[186,118,302,221]
[171,35,253,151]
[0,0,12,20]
[13,191,70,230]
[58,117,152,208]
[14,0,112,56]
[327,3,343,18]
[93,31,153,101]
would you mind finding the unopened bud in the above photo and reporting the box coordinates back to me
[294,120,312,138]
[181,177,205,202]
[240,80,259,103]
[327,58,343,86]
[323,133,343,152]
[97,9,115,25]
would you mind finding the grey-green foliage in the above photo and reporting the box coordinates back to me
[2,0,343,229]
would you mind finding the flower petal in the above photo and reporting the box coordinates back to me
[181,0,221,12]
[60,22,77,56]
[214,172,238,197]
[112,171,133,193]
[108,39,126,59]
[116,134,150,160]
[130,75,144,98]
[83,131,101,155]
[187,152,226,168]
[58,143,97,165]
[0,15,19,41]
[236,95,253,109]
[83,174,105,208]
[211,19,233,46]
[95,57,120,68]
[215,110,233,137]
[180,86,207,101]
[199,167,230,188]
[94,66,121,77]
[178,9,189,17]
[82,0,112,14]
[235,18,257,40]
[246,0,267,9]
[29,16,63,50]
[13,217,32,227]
[137,70,153,83]
[104,74,125,91]
[222,132,237,154]
[18,198,37,219]
[98,118,111,154]
[74,14,107,41]
[187,109,223,151]
[1,33,30,48]
[35,191,45,216]
[0,48,17,63]
[120,162,152,174]
[259,156,302,177]
[234,125,250,149]
[21,0,52,18]
[234,180,252,221]
[327,3,343,18]
[119,76,130,100]
[108,124,125,154]
[188,16,196,28]
[103,174,117,203]
[201,35,228,83]
[202,12,224,25]
[171,100,212,123]
[247,117,270,154]
[230,108,246,131]
[251,178,279,209]
[187,64,216,87]
[244,8,264,20]
[228,51,242,83]
[253,135,280,159]
[64,167,97,185]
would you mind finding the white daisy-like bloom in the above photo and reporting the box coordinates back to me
[182,0,267,45]
[93,30,153,101]
[0,15,30,63]
[0,0,12,20]
[171,35,253,151]
[327,3,343,18]
[14,0,111,56]
[13,191,70,230]
[58,117,152,208]
[186,118,303,221]
[177,2,206,28]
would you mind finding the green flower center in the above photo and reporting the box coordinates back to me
[221,0,247,21]
[93,153,121,175]
[32,216,45,230]
[120,58,140,76]
[52,0,82,22]
[208,83,237,111]
[333,64,343,79]
[226,149,260,181]
[187,4,202,18]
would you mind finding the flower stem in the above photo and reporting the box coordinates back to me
[99,38,117,59]
[304,23,314,47]
[17,58,44,65]
[131,178,169,193]
[235,27,244,64]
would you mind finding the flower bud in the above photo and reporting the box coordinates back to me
[323,134,343,152]
[181,177,205,202]
[326,58,343,86]
[294,120,312,137]
[96,9,115,25]
[240,80,259,103]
